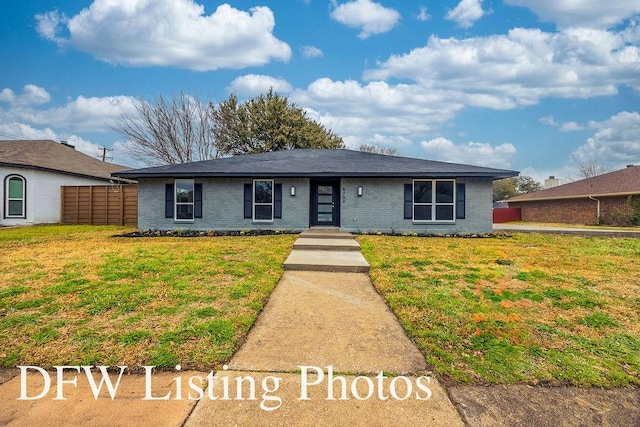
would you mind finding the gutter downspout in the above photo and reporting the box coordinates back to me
[588,196,600,224]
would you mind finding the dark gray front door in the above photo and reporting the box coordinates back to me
[311,180,340,226]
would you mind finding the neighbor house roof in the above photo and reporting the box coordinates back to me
[112,149,518,180]
[0,140,131,182]
[508,165,640,202]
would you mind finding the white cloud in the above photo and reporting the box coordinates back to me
[365,26,640,108]
[445,0,485,29]
[505,0,640,29]
[417,6,430,22]
[330,0,401,39]
[421,137,516,168]
[227,75,293,96]
[539,115,557,126]
[0,122,58,141]
[35,10,67,43]
[301,45,324,58]
[289,78,469,151]
[35,0,291,71]
[539,116,584,131]
[292,78,464,139]
[0,90,137,133]
[571,111,640,166]
[559,121,583,132]
[0,85,51,107]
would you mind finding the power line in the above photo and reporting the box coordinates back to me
[97,146,113,162]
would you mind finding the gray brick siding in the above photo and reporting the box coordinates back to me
[138,177,310,231]
[339,177,493,234]
[137,176,494,233]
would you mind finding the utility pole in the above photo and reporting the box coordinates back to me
[97,146,113,162]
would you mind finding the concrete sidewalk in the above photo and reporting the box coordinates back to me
[187,228,464,426]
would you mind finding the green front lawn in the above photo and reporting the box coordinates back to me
[359,233,640,387]
[0,225,296,370]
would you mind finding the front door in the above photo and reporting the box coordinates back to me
[311,180,340,226]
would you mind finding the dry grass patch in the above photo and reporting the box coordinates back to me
[0,225,296,370]
[359,233,640,387]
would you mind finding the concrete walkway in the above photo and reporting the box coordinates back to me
[187,229,464,426]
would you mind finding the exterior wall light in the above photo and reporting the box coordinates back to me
[290,186,296,196]
[357,186,363,197]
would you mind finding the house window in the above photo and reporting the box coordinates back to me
[413,179,455,222]
[5,175,26,218]
[253,179,274,221]
[175,179,194,221]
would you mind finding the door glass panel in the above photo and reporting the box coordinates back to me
[318,204,333,213]
[317,213,333,222]
[318,186,333,195]
[318,195,333,204]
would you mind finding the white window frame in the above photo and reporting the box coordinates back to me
[5,174,26,219]
[413,179,456,223]
[174,179,195,222]
[253,179,274,222]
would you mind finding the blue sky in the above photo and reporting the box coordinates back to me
[1,0,639,182]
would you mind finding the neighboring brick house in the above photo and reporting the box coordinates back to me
[507,165,640,225]
[1,140,130,225]
[113,149,517,234]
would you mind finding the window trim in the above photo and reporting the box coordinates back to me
[412,179,456,223]
[174,179,195,222]
[4,174,26,219]
[253,179,274,222]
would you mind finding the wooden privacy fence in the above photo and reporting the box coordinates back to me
[61,185,137,226]
[493,207,522,223]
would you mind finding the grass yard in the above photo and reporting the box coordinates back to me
[0,225,296,370]
[359,233,640,387]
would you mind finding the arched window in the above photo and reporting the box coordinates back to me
[4,175,26,218]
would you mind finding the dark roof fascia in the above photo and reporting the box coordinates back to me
[1,162,135,183]
[116,171,516,180]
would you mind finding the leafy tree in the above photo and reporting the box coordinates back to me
[357,144,398,156]
[211,89,344,156]
[112,92,217,165]
[493,176,543,201]
[516,175,544,194]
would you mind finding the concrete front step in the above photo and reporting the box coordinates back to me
[283,250,370,273]
[293,238,361,251]
[299,230,353,239]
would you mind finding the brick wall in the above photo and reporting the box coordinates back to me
[508,196,632,225]
[138,176,496,233]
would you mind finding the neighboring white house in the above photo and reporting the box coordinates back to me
[1,140,130,226]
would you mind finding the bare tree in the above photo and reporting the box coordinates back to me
[111,92,218,165]
[357,144,398,156]
[578,162,612,179]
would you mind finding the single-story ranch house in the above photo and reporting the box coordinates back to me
[1,140,130,226]
[507,165,640,225]
[113,149,518,234]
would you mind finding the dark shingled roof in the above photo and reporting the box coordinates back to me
[0,140,131,182]
[508,165,640,202]
[112,149,518,179]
